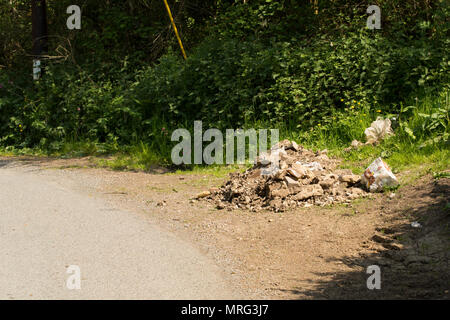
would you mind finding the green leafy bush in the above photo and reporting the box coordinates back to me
[0,0,448,166]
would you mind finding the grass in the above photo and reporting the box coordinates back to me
[1,91,448,179]
[295,90,449,177]
[0,146,46,157]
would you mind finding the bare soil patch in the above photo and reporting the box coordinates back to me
[2,156,448,299]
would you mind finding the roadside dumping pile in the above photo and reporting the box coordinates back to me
[199,140,370,212]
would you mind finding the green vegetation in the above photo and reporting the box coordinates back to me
[0,0,448,174]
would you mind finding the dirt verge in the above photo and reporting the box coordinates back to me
[1,156,448,299]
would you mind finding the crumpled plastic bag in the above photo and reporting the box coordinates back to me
[364,117,394,144]
[361,157,399,192]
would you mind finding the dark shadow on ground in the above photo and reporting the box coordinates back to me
[275,177,450,299]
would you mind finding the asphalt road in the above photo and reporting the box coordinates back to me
[0,163,235,299]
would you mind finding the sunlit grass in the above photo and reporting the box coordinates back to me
[2,92,448,179]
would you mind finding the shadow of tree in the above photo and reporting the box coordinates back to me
[275,177,450,299]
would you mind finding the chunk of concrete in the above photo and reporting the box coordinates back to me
[339,174,361,185]
[284,175,300,188]
[293,185,324,201]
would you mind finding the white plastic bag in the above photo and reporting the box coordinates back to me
[365,117,394,144]
[361,157,399,192]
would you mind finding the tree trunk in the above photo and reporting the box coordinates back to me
[31,0,48,79]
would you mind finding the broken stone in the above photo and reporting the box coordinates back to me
[349,187,366,197]
[335,169,353,176]
[196,191,211,199]
[269,198,282,209]
[286,168,301,180]
[209,187,220,194]
[270,187,290,199]
[280,153,297,165]
[292,185,324,201]
[273,169,287,181]
[271,139,291,150]
[339,174,361,185]
[320,178,335,189]
[201,140,368,211]
[344,140,364,152]
[286,141,300,151]
[261,165,280,176]
[247,169,262,179]
[351,140,363,148]
[310,176,320,184]
[255,152,273,166]
[284,176,299,188]
[291,163,311,178]
[255,148,287,166]
[301,161,323,171]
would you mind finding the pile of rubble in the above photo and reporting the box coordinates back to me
[199,140,369,212]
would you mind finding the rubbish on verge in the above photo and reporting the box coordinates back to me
[199,140,369,212]
[364,117,394,145]
[361,157,399,192]
[344,117,395,151]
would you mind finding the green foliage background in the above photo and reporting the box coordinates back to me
[0,0,448,163]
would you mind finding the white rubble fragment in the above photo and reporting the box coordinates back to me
[298,161,323,171]
[411,221,422,228]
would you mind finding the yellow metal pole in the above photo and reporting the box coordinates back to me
[163,0,187,60]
